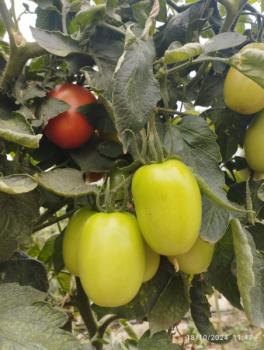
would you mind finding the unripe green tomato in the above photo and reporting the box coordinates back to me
[244,110,264,172]
[143,244,160,283]
[63,208,94,276]
[79,212,146,307]
[224,43,264,115]
[132,159,202,256]
[168,237,215,275]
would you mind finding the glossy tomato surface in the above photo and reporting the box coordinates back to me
[44,84,96,149]
[224,44,264,115]
[169,237,215,275]
[132,159,202,256]
[63,208,94,276]
[79,212,146,307]
[143,243,160,282]
[244,110,264,172]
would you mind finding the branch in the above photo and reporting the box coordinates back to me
[0,0,16,47]
[33,209,74,233]
[75,277,98,339]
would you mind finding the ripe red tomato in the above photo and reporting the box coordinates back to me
[43,83,96,149]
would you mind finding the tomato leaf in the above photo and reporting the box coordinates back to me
[31,27,82,57]
[37,168,97,197]
[38,97,69,126]
[0,110,42,149]
[148,276,189,334]
[208,226,242,309]
[200,196,230,243]
[112,30,160,147]
[0,283,87,350]
[231,218,264,327]
[190,277,232,344]
[163,117,245,215]
[0,174,38,194]
[138,331,181,349]
[203,32,247,54]
[229,45,264,89]
[0,254,48,292]
[0,191,39,261]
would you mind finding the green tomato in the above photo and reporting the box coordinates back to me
[143,244,160,283]
[224,43,264,115]
[244,110,264,172]
[79,212,146,307]
[63,208,94,276]
[169,237,215,275]
[132,159,202,256]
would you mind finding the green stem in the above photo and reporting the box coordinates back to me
[75,277,98,339]
[165,56,229,77]
[33,210,74,232]
[218,0,246,32]
[246,179,255,225]
[97,315,120,339]
[156,107,198,117]
[214,290,226,350]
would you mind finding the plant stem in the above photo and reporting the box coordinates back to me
[97,315,120,339]
[164,56,229,77]
[75,277,98,339]
[33,210,74,232]
[214,290,226,350]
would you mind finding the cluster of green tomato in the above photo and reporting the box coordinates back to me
[224,43,264,174]
[63,160,215,308]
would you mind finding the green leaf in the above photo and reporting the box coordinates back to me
[164,42,203,64]
[200,196,230,243]
[113,34,160,143]
[0,284,86,349]
[37,168,97,197]
[248,223,264,251]
[31,27,82,57]
[148,276,189,334]
[163,117,244,213]
[38,233,64,272]
[0,174,38,194]
[0,191,39,261]
[203,32,247,54]
[138,331,181,350]
[0,255,48,292]
[0,110,42,149]
[229,44,264,89]
[69,4,106,32]
[231,218,264,327]
[208,226,242,309]
[39,97,69,126]
[190,277,232,344]
[71,142,116,172]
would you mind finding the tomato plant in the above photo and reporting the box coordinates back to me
[1,0,264,349]
[44,83,96,149]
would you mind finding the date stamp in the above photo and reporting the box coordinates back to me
[186,334,254,342]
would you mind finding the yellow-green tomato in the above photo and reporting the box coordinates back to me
[132,159,202,256]
[79,212,146,307]
[224,43,264,115]
[244,110,264,172]
[169,237,215,275]
[63,208,94,276]
[143,244,160,283]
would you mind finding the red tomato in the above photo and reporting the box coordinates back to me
[43,83,96,149]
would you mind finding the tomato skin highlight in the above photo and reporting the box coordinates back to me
[44,84,96,149]
[244,110,264,172]
[168,237,215,275]
[224,44,264,115]
[79,212,146,307]
[143,244,160,282]
[63,208,94,276]
[132,159,202,256]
